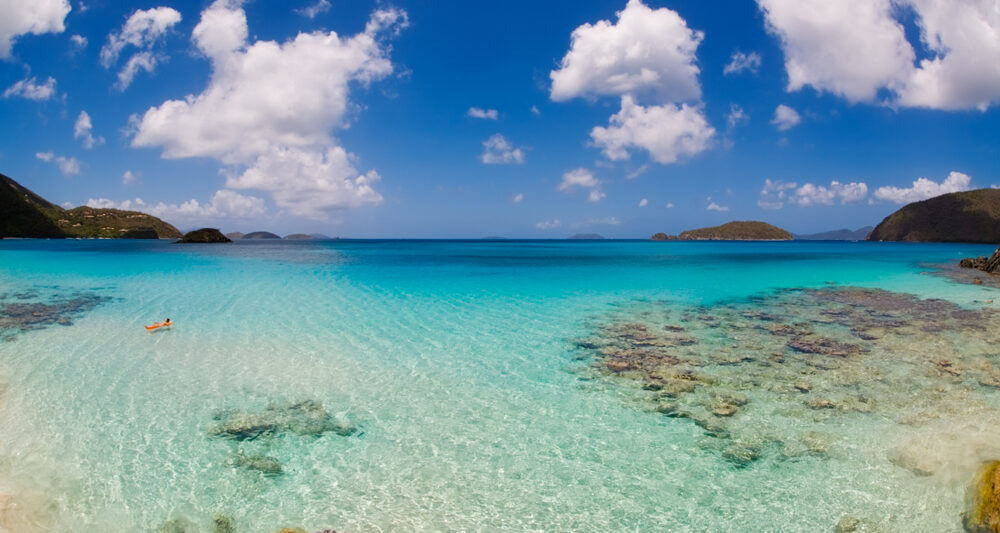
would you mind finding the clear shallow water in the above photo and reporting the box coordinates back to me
[0,239,998,532]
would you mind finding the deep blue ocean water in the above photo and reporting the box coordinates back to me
[0,239,998,532]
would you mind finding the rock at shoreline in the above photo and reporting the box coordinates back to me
[177,228,232,244]
[868,188,1000,243]
[960,247,1000,274]
[208,400,356,440]
[963,460,1000,533]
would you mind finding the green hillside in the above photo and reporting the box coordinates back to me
[868,189,1000,243]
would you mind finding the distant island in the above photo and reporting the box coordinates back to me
[225,232,245,240]
[652,221,793,241]
[1,173,181,239]
[795,227,873,241]
[868,189,1000,243]
[243,231,281,239]
[177,228,231,244]
[284,233,313,240]
[569,234,605,240]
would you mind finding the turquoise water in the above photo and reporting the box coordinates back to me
[1,239,999,532]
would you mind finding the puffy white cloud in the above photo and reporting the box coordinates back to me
[559,168,599,190]
[512,192,524,203]
[771,104,800,131]
[36,151,80,175]
[3,76,57,100]
[759,178,869,209]
[0,0,70,59]
[588,189,606,202]
[480,134,524,164]
[122,170,137,184]
[535,219,561,229]
[551,0,703,103]
[638,198,648,207]
[591,95,714,164]
[759,0,1000,110]
[725,103,748,130]
[585,216,621,226]
[131,0,407,218]
[295,0,331,19]
[758,0,913,103]
[706,199,729,212]
[100,6,181,89]
[665,202,674,209]
[467,107,498,120]
[100,7,180,66]
[530,105,541,115]
[70,34,87,48]
[895,0,1000,111]
[87,189,267,221]
[873,171,972,204]
[723,50,761,75]
[74,111,104,149]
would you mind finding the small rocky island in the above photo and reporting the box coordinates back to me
[652,221,793,241]
[177,228,232,243]
[868,189,1000,243]
[242,231,281,239]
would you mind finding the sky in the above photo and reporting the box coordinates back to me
[1,0,998,238]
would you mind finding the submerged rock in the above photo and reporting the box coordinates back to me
[159,518,197,533]
[213,515,237,533]
[230,450,283,476]
[963,460,1000,533]
[209,400,356,441]
[787,336,865,357]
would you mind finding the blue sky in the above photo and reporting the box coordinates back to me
[1,0,998,238]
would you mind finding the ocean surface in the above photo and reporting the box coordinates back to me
[1,239,999,532]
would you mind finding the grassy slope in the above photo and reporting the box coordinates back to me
[868,189,1000,243]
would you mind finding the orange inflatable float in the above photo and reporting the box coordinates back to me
[145,319,172,331]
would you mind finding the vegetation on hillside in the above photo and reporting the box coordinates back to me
[868,189,1000,243]
[652,221,793,241]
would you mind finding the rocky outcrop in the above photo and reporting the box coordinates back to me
[243,231,280,239]
[650,232,677,241]
[868,189,1000,243]
[963,460,1000,533]
[960,247,1000,274]
[677,221,793,241]
[177,228,232,243]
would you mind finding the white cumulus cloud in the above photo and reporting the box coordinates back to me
[100,6,181,89]
[559,168,599,190]
[726,103,748,130]
[0,0,70,59]
[550,0,703,102]
[759,0,1000,110]
[873,171,972,204]
[591,96,714,164]
[3,76,57,100]
[131,0,408,219]
[706,198,729,212]
[467,107,498,120]
[551,0,714,165]
[512,192,524,203]
[295,0,331,19]
[638,198,648,207]
[122,170,138,184]
[771,104,800,131]
[759,179,869,209]
[74,110,104,149]
[70,34,87,48]
[723,50,761,76]
[36,151,80,175]
[480,134,524,164]
[535,219,561,229]
[87,189,267,222]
